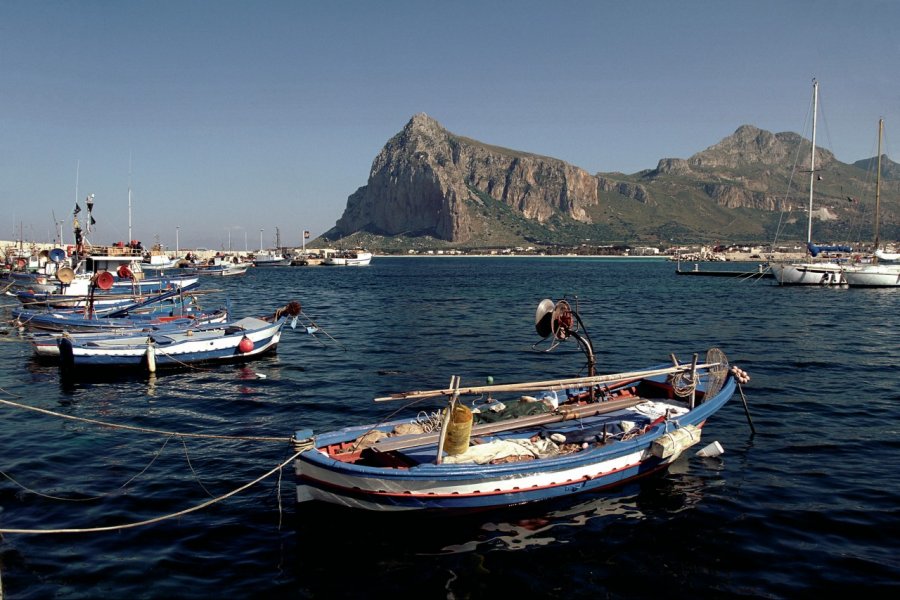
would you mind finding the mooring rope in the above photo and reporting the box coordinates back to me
[0,397,291,442]
[0,449,303,535]
[0,385,21,398]
[300,310,345,350]
[180,437,215,499]
[0,436,176,502]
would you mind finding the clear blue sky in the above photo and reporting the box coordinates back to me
[2,0,898,250]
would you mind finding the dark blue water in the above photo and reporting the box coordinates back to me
[1,257,898,598]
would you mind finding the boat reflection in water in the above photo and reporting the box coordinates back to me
[435,460,710,555]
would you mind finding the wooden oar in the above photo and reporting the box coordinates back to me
[374,362,724,402]
[371,396,645,453]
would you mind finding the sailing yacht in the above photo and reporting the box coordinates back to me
[769,79,852,286]
[843,119,900,287]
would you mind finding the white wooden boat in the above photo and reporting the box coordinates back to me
[57,301,301,374]
[194,257,252,276]
[322,250,372,266]
[252,251,291,267]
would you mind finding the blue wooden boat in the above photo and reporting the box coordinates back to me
[28,311,230,359]
[11,284,211,332]
[57,301,302,374]
[293,298,749,514]
[13,252,199,310]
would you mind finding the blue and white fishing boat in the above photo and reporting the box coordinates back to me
[14,254,199,309]
[293,297,749,514]
[57,301,302,374]
[14,197,198,303]
[28,309,231,358]
[15,302,214,334]
[13,283,200,324]
[194,257,252,276]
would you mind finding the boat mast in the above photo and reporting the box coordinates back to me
[874,118,883,254]
[128,153,133,244]
[807,78,818,247]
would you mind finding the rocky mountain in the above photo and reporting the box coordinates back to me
[323,114,899,249]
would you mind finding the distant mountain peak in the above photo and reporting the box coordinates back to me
[322,114,898,248]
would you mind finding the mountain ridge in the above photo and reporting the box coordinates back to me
[323,114,898,249]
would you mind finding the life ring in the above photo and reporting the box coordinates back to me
[117,264,134,279]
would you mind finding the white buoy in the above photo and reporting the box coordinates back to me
[256,373,267,379]
[146,343,157,373]
[696,441,724,457]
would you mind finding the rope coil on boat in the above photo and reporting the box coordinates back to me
[415,410,444,433]
[291,436,316,452]
[668,371,697,397]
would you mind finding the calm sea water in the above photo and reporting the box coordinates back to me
[1,257,898,599]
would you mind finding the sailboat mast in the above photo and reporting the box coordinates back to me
[874,118,883,252]
[128,154,133,244]
[807,79,818,246]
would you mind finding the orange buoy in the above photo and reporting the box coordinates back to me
[238,336,254,353]
[117,264,134,279]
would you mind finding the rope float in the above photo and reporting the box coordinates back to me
[730,365,755,433]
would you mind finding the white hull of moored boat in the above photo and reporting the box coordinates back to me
[843,264,900,287]
[770,262,846,286]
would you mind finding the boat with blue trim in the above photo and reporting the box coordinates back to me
[292,297,748,514]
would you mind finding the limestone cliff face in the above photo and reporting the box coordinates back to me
[331,117,895,244]
[335,113,643,243]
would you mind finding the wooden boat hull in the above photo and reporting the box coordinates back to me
[196,264,250,276]
[15,275,200,308]
[13,301,218,333]
[252,258,291,267]
[29,311,231,357]
[57,316,287,372]
[294,369,737,513]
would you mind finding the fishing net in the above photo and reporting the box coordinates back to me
[703,347,729,398]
